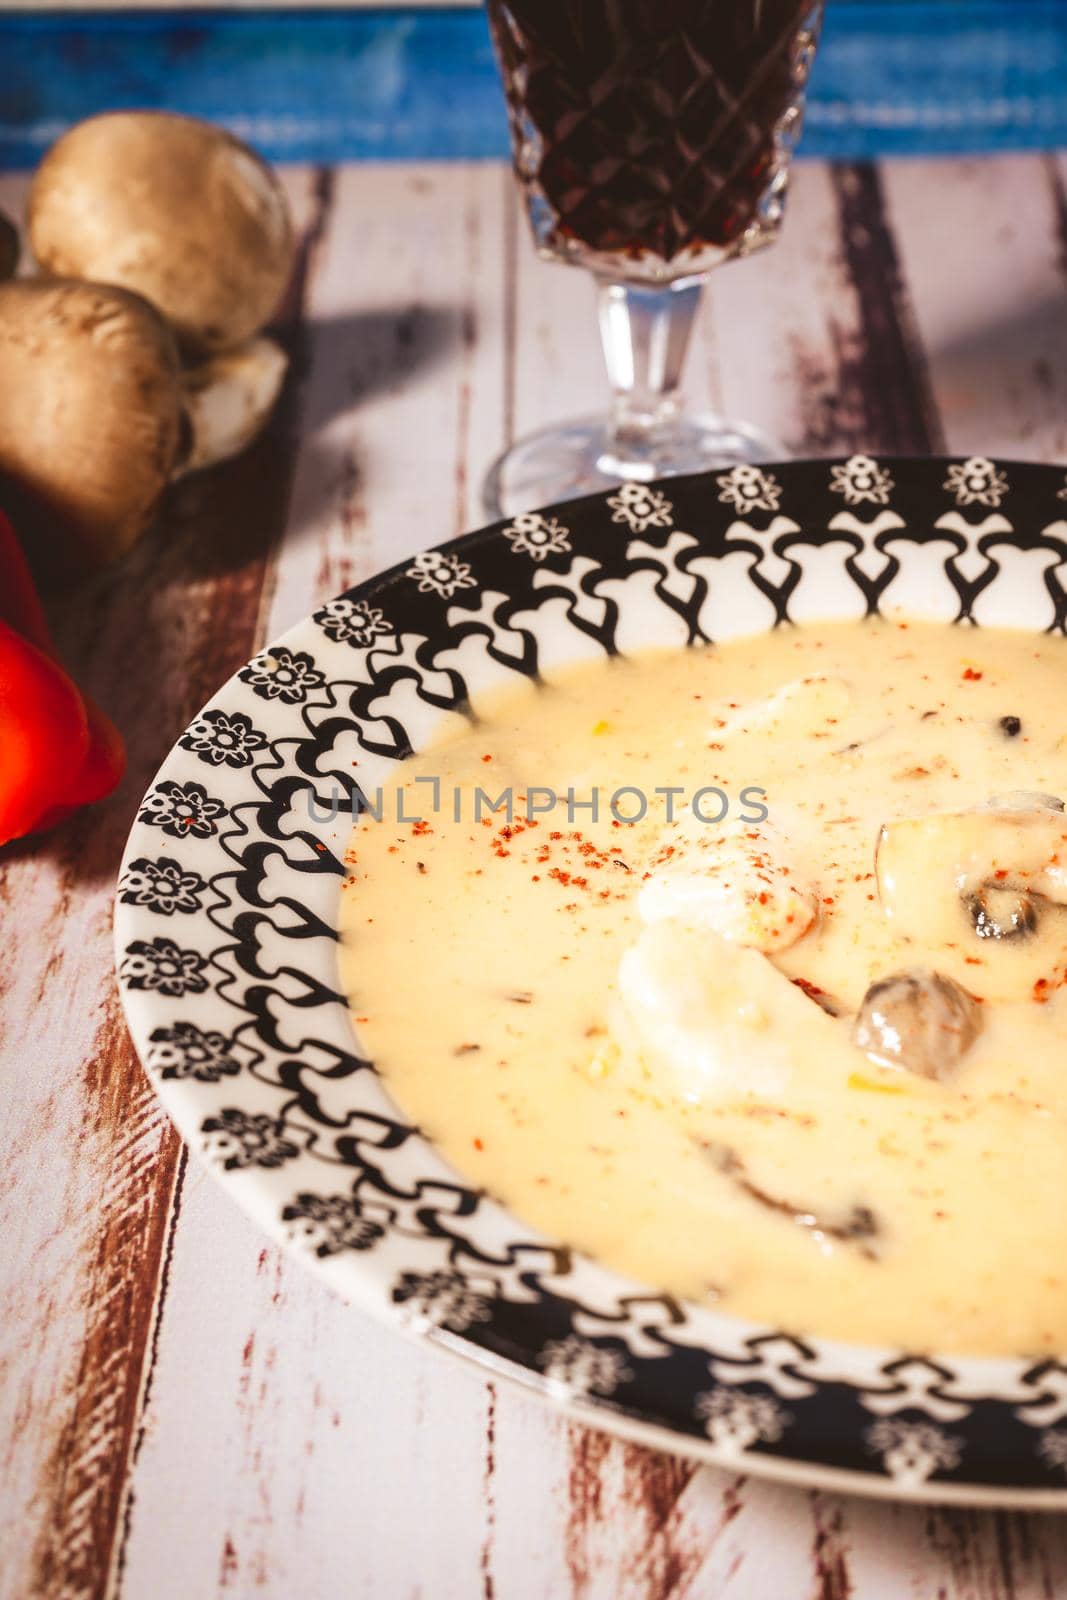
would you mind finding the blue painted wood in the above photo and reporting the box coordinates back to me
[1,3,1066,169]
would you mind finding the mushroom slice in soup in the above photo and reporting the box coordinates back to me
[852,968,982,1082]
[965,883,1038,942]
[986,790,1065,815]
[875,792,1067,999]
[701,1140,881,1259]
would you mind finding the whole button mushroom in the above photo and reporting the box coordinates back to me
[28,112,294,352]
[0,279,184,568]
[0,281,288,570]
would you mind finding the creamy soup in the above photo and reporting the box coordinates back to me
[339,620,1067,1356]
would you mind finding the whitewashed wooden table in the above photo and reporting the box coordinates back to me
[4,152,1067,1600]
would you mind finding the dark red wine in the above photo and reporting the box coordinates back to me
[488,0,819,265]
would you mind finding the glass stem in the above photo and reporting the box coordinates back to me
[596,276,705,478]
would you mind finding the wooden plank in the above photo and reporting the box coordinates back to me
[704,160,941,458]
[265,160,510,638]
[0,164,326,1600]
[492,150,1067,1600]
[120,1172,495,1600]
[114,155,934,1600]
[116,160,512,1599]
[85,155,1067,1600]
[881,151,1067,462]
[7,153,1067,1600]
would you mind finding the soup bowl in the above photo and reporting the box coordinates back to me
[115,456,1067,1505]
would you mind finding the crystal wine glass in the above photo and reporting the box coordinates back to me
[483,0,824,518]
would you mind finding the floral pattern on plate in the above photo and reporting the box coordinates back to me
[116,459,1067,1506]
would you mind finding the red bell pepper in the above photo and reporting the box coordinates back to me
[0,511,125,844]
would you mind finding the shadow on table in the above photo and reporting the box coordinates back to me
[170,303,460,575]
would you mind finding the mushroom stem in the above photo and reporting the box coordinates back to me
[175,337,288,478]
[701,1140,880,1258]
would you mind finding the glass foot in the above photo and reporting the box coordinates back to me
[483,413,784,520]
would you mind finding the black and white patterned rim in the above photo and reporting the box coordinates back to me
[115,457,1067,1506]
